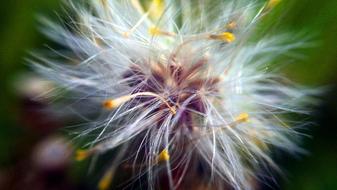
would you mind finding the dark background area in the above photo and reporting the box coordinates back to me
[0,0,336,189]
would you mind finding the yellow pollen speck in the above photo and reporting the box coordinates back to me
[75,149,90,161]
[149,26,162,36]
[266,0,281,9]
[210,32,236,43]
[220,32,236,43]
[98,170,114,190]
[235,113,250,123]
[157,148,170,163]
[122,31,130,38]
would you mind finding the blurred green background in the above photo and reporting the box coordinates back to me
[0,0,336,189]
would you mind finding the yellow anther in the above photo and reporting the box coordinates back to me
[103,100,116,109]
[75,149,91,161]
[103,100,115,109]
[102,96,134,110]
[235,113,250,123]
[226,21,237,30]
[98,170,114,190]
[220,32,236,43]
[266,0,281,9]
[209,32,236,43]
[157,148,170,163]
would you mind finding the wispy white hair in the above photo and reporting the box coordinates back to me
[32,0,314,189]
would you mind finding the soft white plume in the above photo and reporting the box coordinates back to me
[32,0,314,189]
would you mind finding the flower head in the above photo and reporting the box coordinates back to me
[33,0,313,189]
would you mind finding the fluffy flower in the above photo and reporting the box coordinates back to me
[32,0,313,189]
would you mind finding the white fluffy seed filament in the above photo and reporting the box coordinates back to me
[124,0,166,38]
[123,12,150,37]
[148,26,176,37]
[199,113,250,136]
[103,92,177,114]
[131,0,145,14]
